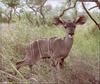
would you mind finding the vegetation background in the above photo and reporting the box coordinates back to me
[0,0,100,84]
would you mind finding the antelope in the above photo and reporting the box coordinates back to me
[16,15,86,72]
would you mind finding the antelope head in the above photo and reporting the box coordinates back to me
[53,15,86,36]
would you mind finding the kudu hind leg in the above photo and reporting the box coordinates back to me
[16,60,27,70]
[14,60,27,75]
[16,60,36,74]
[56,57,66,84]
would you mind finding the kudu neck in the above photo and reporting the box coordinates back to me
[64,34,74,53]
[65,33,74,39]
[64,34,74,44]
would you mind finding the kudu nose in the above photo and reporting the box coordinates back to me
[69,32,74,36]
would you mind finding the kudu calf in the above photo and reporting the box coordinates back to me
[16,15,86,72]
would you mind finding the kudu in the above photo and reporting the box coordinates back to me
[16,15,86,72]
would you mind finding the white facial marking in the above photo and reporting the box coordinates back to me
[68,35,73,38]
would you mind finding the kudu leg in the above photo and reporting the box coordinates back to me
[29,64,37,74]
[50,57,65,69]
[14,60,27,75]
[16,60,28,70]
[29,65,33,73]
[16,58,38,75]
[58,58,64,69]
[50,59,56,67]
[55,57,66,84]
[50,57,65,83]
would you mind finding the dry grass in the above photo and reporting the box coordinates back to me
[0,20,100,84]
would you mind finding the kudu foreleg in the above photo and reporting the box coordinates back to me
[56,57,65,69]
[50,57,64,69]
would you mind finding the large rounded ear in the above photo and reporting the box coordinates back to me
[53,16,63,25]
[75,15,87,25]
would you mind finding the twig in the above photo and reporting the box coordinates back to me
[82,1,100,30]
[26,1,37,15]
[89,6,98,10]
[25,13,33,24]
[89,1,100,10]
[26,1,41,26]
[39,0,47,24]
[77,0,98,2]
[59,0,78,17]
[29,6,37,15]
[0,52,25,79]
[7,8,13,24]
[0,70,21,81]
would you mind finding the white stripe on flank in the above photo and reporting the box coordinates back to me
[37,40,42,58]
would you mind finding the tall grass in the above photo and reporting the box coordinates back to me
[0,15,100,83]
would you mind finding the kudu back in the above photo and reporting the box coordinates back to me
[16,15,86,71]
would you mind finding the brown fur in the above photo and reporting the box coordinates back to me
[16,15,86,72]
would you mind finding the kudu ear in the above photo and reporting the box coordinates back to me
[53,16,63,25]
[75,15,86,25]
